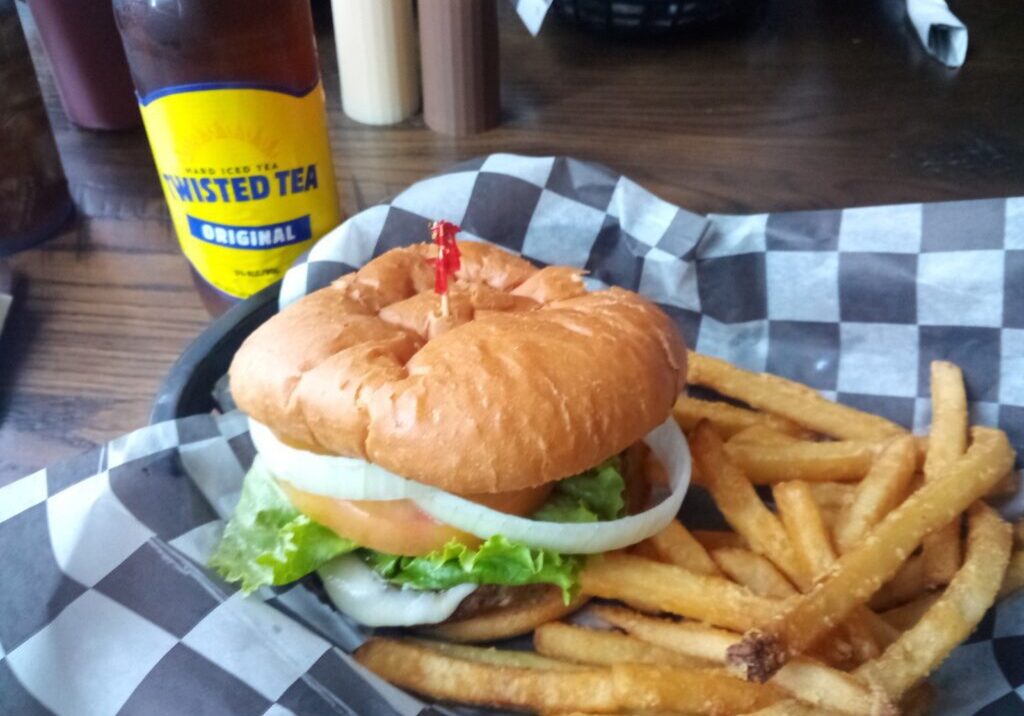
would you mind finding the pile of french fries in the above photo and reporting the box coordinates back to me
[356,353,1024,715]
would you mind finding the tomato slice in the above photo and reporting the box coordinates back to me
[278,480,553,557]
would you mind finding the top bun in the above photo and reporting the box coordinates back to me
[230,242,687,494]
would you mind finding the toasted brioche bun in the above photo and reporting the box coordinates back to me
[230,242,687,494]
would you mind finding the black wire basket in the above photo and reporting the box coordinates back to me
[553,0,767,36]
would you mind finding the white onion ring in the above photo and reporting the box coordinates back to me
[249,416,692,554]
[250,420,422,500]
[412,418,690,553]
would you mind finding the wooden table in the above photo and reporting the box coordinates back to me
[2,0,1023,486]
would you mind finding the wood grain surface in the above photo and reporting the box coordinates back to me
[2,0,1023,486]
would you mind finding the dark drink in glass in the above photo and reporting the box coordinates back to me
[26,0,140,130]
[0,0,73,255]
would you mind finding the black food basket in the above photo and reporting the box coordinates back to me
[553,0,767,35]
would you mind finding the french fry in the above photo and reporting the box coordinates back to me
[773,480,890,661]
[673,394,805,438]
[544,712,692,716]
[591,604,736,663]
[686,353,906,441]
[741,700,842,715]
[507,653,785,714]
[355,638,617,713]
[693,529,749,551]
[833,436,918,554]
[857,503,1012,700]
[921,361,969,586]
[544,712,688,716]
[839,617,884,664]
[914,435,929,464]
[710,548,798,599]
[613,663,783,714]
[704,446,886,661]
[923,362,969,466]
[646,519,722,577]
[773,480,836,582]
[728,424,801,446]
[579,554,781,633]
[769,660,895,716]
[859,607,902,651]
[591,606,894,716]
[818,505,841,532]
[691,422,805,587]
[723,440,880,484]
[870,555,929,611]
[534,623,711,669]
[546,713,690,716]
[804,629,859,672]
[412,638,584,670]
[630,539,666,563]
[422,587,588,643]
[999,549,1024,599]
[907,471,925,493]
[711,451,888,662]
[879,592,942,631]
[807,482,857,510]
[726,428,1014,681]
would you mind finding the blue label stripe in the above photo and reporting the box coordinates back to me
[138,79,319,107]
[187,215,312,250]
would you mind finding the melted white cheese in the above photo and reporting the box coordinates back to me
[319,554,477,627]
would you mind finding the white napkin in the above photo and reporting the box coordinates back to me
[511,0,554,36]
[907,0,968,68]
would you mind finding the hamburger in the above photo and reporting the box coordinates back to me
[211,239,690,639]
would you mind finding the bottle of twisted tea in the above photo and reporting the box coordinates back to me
[114,0,342,314]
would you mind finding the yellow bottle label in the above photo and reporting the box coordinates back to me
[139,81,342,299]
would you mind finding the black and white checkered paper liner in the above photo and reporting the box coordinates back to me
[3,154,1024,715]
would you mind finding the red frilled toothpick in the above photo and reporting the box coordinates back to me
[429,220,461,317]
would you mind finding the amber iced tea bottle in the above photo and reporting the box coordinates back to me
[113,0,342,315]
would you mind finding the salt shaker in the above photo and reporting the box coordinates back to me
[333,0,420,125]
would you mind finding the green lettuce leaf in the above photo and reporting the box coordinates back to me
[363,535,584,601]
[532,458,625,523]
[209,462,357,593]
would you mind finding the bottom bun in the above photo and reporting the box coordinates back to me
[418,584,588,643]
